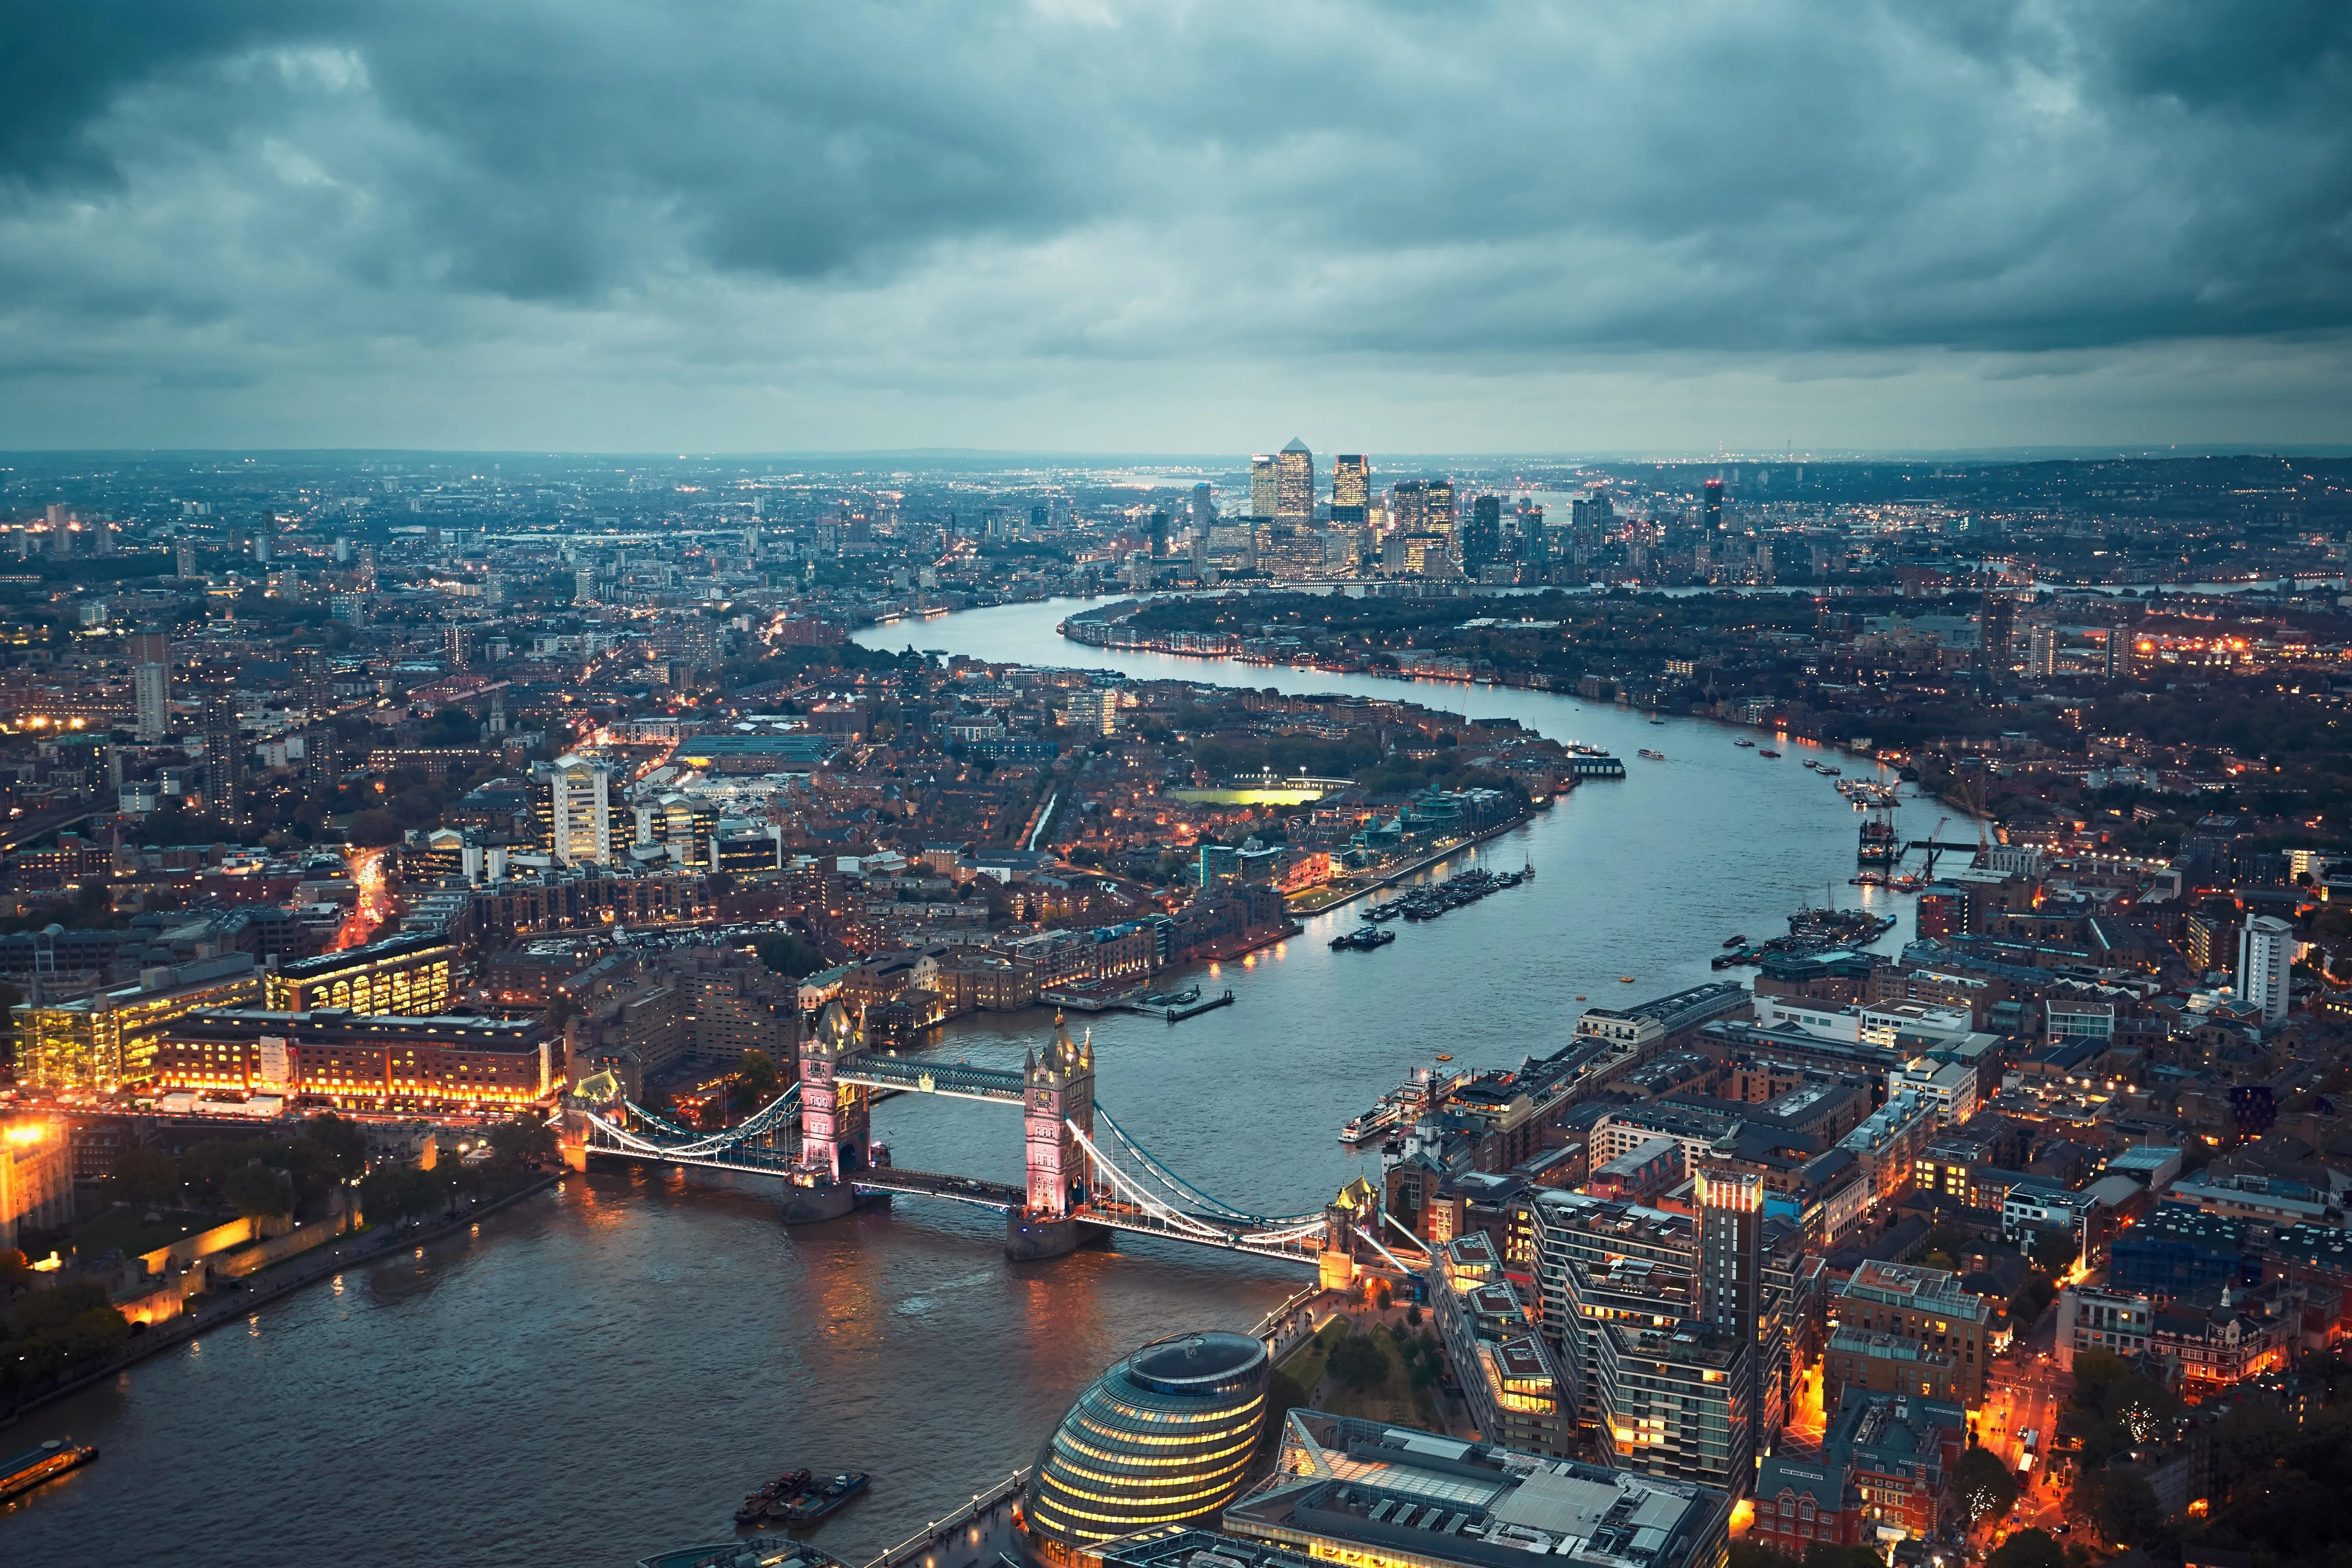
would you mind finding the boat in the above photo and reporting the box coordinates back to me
[1617,976,1636,983]
[1365,902,1401,922]
[1637,749,1664,760]
[1823,767,1843,776]
[1341,1102,1403,1143]
[0,1437,97,1504]
[737,1468,816,1525]
[1722,934,1747,948]
[1758,749,1781,758]
[1522,859,1535,879]
[1734,738,1756,748]
[1648,717,1665,726]
[1329,925,1394,951]
[783,1472,869,1525]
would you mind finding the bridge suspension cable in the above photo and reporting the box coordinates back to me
[582,1083,800,1160]
[1090,1104,1324,1228]
[1066,1119,1326,1256]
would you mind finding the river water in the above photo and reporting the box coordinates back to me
[5,598,1932,1567]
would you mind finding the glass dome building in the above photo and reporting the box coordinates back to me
[1026,1330,1271,1558]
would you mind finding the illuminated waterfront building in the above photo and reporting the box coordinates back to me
[1,1115,71,1251]
[13,955,261,1093]
[1224,1408,1730,1568]
[1026,1331,1268,1559]
[1430,1229,1570,1455]
[149,1010,556,1112]
[262,932,458,1016]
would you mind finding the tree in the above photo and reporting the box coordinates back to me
[2024,1224,2078,1278]
[109,1147,183,1209]
[755,932,828,979]
[1260,1366,1308,1454]
[1953,1443,2022,1526]
[1986,1529,2065,1568]
[486,1117,557,1169]
[223,1163,293,1220]
[2088,1469,2164,1549]
[1326,1331,1390,1393]
[303,1113,368,1180]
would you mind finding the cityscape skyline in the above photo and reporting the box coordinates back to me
[3,6,2347,452]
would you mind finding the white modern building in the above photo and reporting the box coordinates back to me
[536,754,613,866]
[2237,914,2293,1025]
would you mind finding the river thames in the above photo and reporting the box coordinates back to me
[5,597,1933,1566]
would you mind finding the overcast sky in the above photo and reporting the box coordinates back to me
[2,1,2348,453]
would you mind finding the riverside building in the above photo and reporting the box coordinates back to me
[1222,1409,1730,1568]
[262,932,458,1015]
[148,1010,556,1113]
[1026,1331,1269,1563]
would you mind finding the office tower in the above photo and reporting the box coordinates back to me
[1461,495,1501,569]
[1391,479,1429,533]
[1248,456,1277,520]
[131,624,172,743]
[1190,528,1208,580]
[1190,482,1214,532]
[202,690,245,820]
[2239,915,2293,1024]
[1275,439,1314,523]
[1521,505,1549,568]
[1703,478,1723,531]
[1331,454,1370,525]
[1148,510,1168,557]
[535,755,614,866]
[1427,479,1457,538]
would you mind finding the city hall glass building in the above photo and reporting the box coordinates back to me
[1027,1330,1270,1559]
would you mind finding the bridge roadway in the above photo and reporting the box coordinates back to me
[835,1056,1025,1104]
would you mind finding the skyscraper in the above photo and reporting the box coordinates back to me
[1703,478,1723,531]
[1190,482,1214,532]
[201,689,245,820]
[1427,479,1456,538]
[1460,495,1501,569]
[1248,456,1277,521]
[1521,504,1549,568]
[1331,455,1370,525]
[1275,439,1314,523]
[1979,592,2015,690]
[1697,1166,1764,1491]
[1390,479,1429,533]
[2239,914,2293,1024]
[131,623,172,743]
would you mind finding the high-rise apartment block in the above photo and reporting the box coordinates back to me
[2238,914,2293,1023]
[535,754,615,866]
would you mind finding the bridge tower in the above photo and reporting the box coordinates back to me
[783,1000,872,1223]
[1009,1014,1105,1261]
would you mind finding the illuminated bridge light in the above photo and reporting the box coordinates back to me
[1027,1331,1269,1553]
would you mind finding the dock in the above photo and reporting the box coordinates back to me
[1149,989,1234,1022]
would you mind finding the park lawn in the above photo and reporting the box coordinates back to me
[71,1206,223,1262]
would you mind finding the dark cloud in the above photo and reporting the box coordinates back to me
[0,0,2347,447]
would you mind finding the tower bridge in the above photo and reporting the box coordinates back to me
[568,1004,1420,1275]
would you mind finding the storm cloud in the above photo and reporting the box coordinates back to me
[1,0,2347,450]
